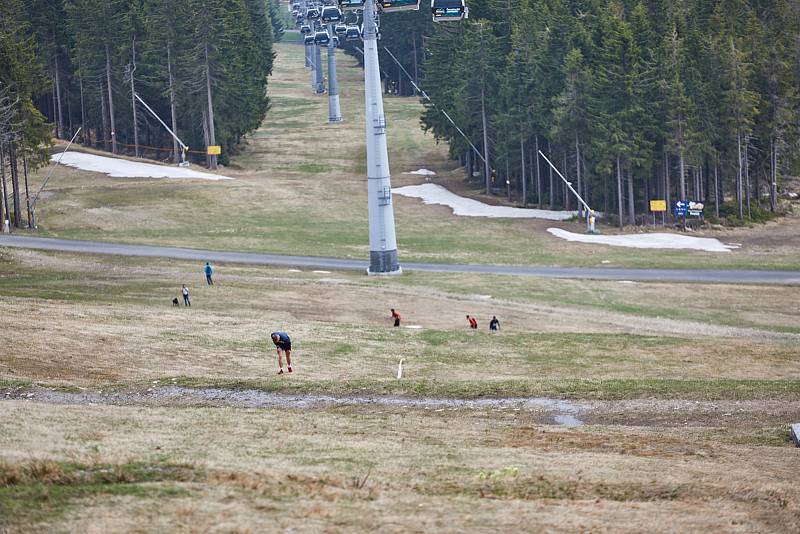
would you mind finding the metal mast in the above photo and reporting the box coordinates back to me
[327,23,342,122]
[363,0,401,275]
[314,40,325,94]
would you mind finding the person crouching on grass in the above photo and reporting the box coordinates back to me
[271,332,292,375]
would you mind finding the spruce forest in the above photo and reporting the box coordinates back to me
[2,0,800,228]
[356,0,800,225]
[0,0,282,230]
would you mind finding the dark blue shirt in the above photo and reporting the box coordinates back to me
[271,332,291,348]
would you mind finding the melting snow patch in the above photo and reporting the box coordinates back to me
[55,152,233,180]
[394,183,577,220]
[547,228,738,252]
[405,325,424,330]
[312,270,332,274]
[403,168,437,176]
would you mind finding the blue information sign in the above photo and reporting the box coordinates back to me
[674,201,687,217]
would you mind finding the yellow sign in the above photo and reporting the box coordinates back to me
[207,145,221,156]
[650,200,667,212]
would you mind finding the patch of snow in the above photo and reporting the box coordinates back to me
[474,294,492,300]
[403,168,437,176]
[54,152,233,180]
[287,269,302,273]
[312,270,332,274]
[404,325,424,330]
[618,281,637,284]
[547,228,738,252]
[394,183,577,220]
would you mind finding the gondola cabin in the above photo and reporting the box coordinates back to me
[338,0,365,11]
[304,35,316,45]
[314,30,331,46]
[300,24,312,34]
[345,24,361,41]
[320,6,342,23]
[379,0,419,12]
[334,23,347,35]
[431,0,467,21]
[305,7,321,19]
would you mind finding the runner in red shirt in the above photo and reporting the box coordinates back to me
[466,315,478,329]
[391,308,401,327]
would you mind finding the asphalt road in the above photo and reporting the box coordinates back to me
[2,235,799,284]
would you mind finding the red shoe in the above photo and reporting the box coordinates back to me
[287,366,293,373]
[277,369,284,375]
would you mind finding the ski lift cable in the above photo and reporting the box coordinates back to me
[380,45,485,164]
[31,127,82,209]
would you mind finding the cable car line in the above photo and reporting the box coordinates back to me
[380,45,485,164]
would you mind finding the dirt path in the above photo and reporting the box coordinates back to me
[4,385,798,429]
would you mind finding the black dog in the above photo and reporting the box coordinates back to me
[172,297,179,307]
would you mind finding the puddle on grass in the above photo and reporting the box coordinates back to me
[3,387,585,426]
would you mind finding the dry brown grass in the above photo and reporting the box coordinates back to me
[1,250,798,389]
[1,401,798,533]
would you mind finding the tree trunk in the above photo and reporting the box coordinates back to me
[576,134,582,218]
[744,135,751,218]
[9,143,21,228]
[0,143,6,231]
[130,38,140,158]
[714,159,720,218]
[167,43,180,164]
[202,107,211,168]
[678,148,686,201]
[105,44,117,154]
[548,140,554,209]
[79,62,87,145]
[54,54,64,139]
[770,137,777,212]
[520,136,526,206]
[205,44,218,170]
[737,132,743,218]
[411,31,419,93]
[563,151,570,211]
[100,78,109,151]
[23,154,32,228]
[627,166,635,226]
[664,150,671,215]
[616,156,624,229]
[535,136,541,207]
[505,155,510,201]
[480,87,490,195]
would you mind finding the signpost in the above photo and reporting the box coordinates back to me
[650,199,666,226]
[207,145,221,156]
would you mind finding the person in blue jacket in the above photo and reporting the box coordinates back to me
[271,332,293,375]
[204,262,214,285]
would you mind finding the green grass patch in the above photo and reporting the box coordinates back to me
[0,460,198,527]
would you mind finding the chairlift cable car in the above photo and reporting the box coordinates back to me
[338,0,365,11]
[431,0,467,21]
[320,5,342,23]
[379,0,419,13]
[314,30,331,46]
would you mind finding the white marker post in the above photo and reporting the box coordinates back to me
[397,358,404,380]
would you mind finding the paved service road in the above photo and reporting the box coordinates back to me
[2,235,799,284]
